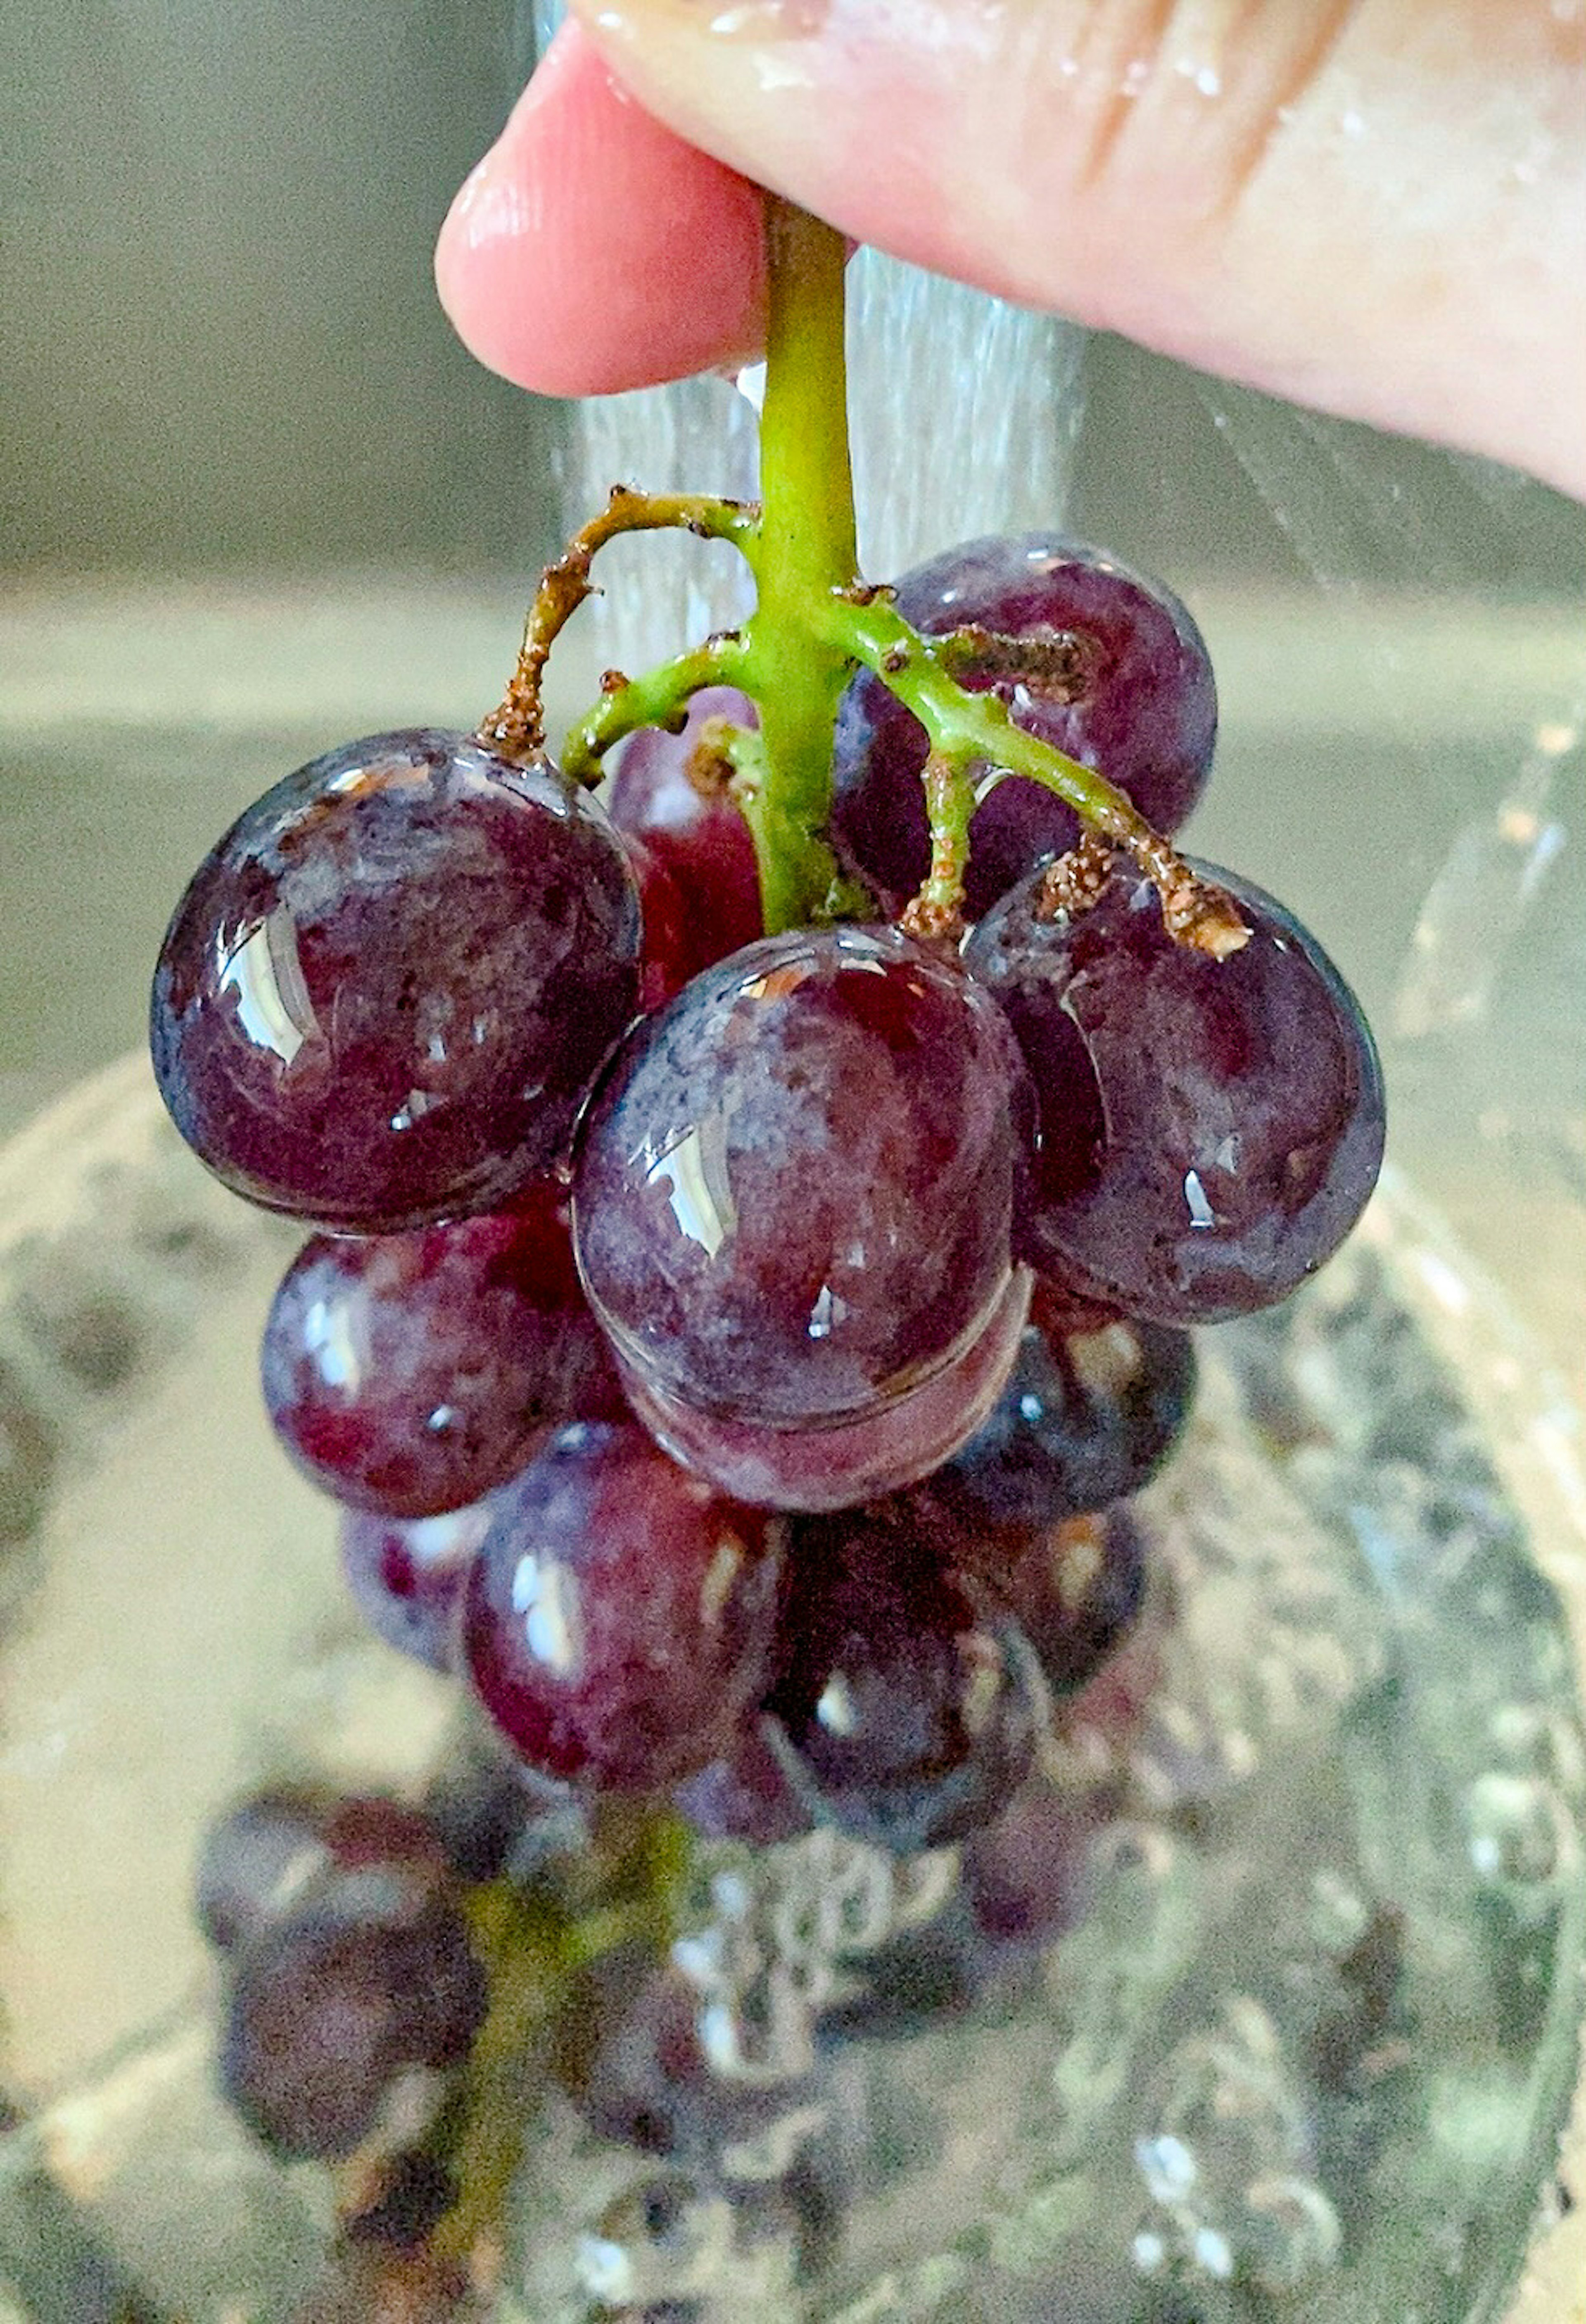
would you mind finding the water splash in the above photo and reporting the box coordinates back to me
[1393,717,1576,1039]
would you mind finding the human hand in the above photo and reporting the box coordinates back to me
[435,2,1584,502]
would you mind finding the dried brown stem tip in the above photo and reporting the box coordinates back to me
[939,624,1093,703]
[1038,834,1117,921]
[477,488,757,769]
[1159,865,1251,957]
[686,717,741,799]
[476,541,597,763]
[901,750,971,939]
[1040,837,1250,957]
[899,893,965,942]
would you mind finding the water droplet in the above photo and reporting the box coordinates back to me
[1137,2131,1198,2203]
[1132,2225,1168,2273]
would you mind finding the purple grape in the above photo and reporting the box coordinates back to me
[964,858,1386,1321]
[830,535,1216,916]
[462,1422,785,1790]
[960,1778,1097,1947]
[151,729,641,1231]
[927,1300,1195,1531]
[572,926,1028,1434]
[556,1946,805,2161]
[616,1264,1031,1512]
[195,1788,328,1954]
[339,1501,494,1669]
[220,1859,486,2160]
[1054,1580,1170,1756]
[623,834,695,1012]
[290,2245,480,2324]
[960,1506,1149,1696]
[762,1499,1046,1853]
[262,1192,624,1518]
[423,1735,575,1883]
[343,2152,459,2251]
[605,688,764,977]
[672,1719,813,1846]
[316,1795,453,1877]
[196,1790,455,1956]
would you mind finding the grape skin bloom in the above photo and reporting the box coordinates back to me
[463,1422,785,1790]
[572,925,1029,1432]
[151,729,642,1231]
[261,1197,623,1519]
[966,858,1387,1322]
[615,1263,1032,1512]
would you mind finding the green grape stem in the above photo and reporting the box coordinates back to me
[560,632,748,785]
[900,752,974,938]
[496,196,1242,949]
[372,1801,691,2286]
[733,197,863,933]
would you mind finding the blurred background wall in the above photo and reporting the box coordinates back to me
[2,1,551,575]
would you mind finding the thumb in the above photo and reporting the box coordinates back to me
[570,0,1586,498]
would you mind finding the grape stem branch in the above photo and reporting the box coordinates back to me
[487,200,1244,950]
[479,490,755,763]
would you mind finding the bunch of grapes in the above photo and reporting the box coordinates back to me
[152,525,1381,1818]
[148,217,1384,2297]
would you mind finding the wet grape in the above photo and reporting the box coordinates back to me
[928,1299,1195,1530]
[344,2152,460,2252]
[963,1506,1149,1696]
[605,688,764,977]
[463,1422,785,1790]
[960,1778,1098,1947]
[617,1264,1031,1511]
[220,1859,486,2161]
[556,1946,807,2165]
[672,1721,814,1846]
[763,1499,1046,1852]
[965,857,1386,1321]
[338,1501,495,1670]
[624,834,696,1011]
[262,1190,624,1518]
[195,1788,328,1954]
[151,729,641,1230]
[573,925,1028,1433]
